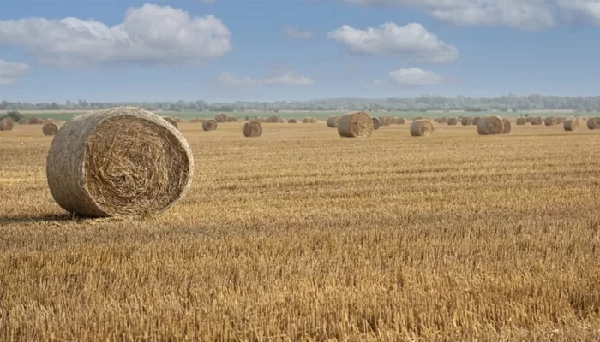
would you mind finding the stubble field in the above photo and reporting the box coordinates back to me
[1,121,600,341]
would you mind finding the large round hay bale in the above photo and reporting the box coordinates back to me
[502,119,511,134]
[378,116,392,126]
[587,117,600,129]
[477,116,504,135]
[214,113,228,123]
[338,112,373,138]
[563,119,579,131]
[327,116,341,128]
[544,116,557,126]
[461,117,473,126]
[0,118,15,131]
[303,117,317,123]
[525,116,533,123]
[447,118,458,126]
[202,119,218,131]
[530,116,543,126]
[288,119,297,123]
[46,107,194,218]
[243,121,262,137]
[516,117,526,125]
[372,117,381,130]
[393,117,406,125]
[472,116,481,125]
[410,120,434,137]
[42,122,59,136]
[163,117,178,128]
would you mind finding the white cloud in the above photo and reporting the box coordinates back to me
[328,22,459,63]
[371,68,454,87]
[0,4,232,68]
[557,0,600,24]
[284,26,312,39]
[217,71,315,87]
[337,0,556,31]
[0,60,31,85]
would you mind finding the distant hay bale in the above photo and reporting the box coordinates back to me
[563,119,579,131]
[288,119,297,123]
[587,117,600,130]
[410,120,434,137]
[190,118,203,123]
[215,113,228,123]
[226,115,238,122]
[372,117,381,130]
[544,116,557,126]
[393,117,406,125]
[555,117,564,124]
[266,116,280,123]
[477,116,504,135]
[530,116,543,125]
[0,118,15,131]
[28,117,43,125]
[502,119,512,134]
[516,117,526,125]
[243,121,262,137]
[338,111,373,138]
[202,119,218,131]
[163,117,178,128]
[278,117,287,123]
[378,116,392,126]
[447,118,458,126]
[45,107,194,218]
[42,122,59,136]
[436,117,447,124]
[303,117,317,123]
[461,117,473,126]
[412,116,424,121]
[326,116,341,128]
[472,116,481,125]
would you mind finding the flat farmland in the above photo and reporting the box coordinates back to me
[1,121,599,341]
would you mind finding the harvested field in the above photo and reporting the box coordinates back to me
[1,122,600,341]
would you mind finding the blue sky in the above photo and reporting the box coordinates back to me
[0,0,599,103]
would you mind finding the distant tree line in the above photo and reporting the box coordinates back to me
[2,94,600,112]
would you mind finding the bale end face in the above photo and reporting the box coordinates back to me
[338,112,373,138]
[587,117,600,130]
[42,122,59,136]
[410,120,434,137]
[46,107,194,218]
[0,118,15,131]
[202,119,218,131]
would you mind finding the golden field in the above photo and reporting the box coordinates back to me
[1,121,600,341]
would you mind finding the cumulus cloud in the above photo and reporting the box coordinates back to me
[337,0,556,31]
[557,0,600,24]
[328,22,459,63]
[371,68,455,87]
[284,26,312,39]
[0,60,31,85]
[0,4,232,68]
[217,71,315,87]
